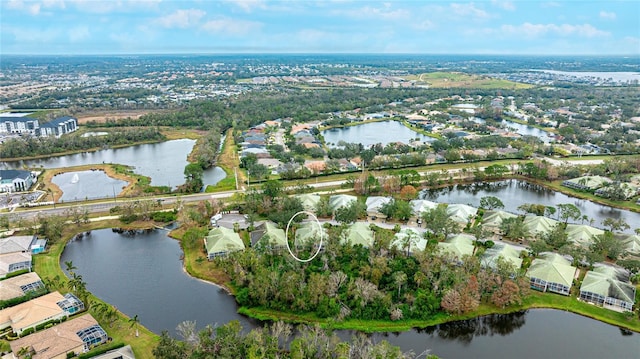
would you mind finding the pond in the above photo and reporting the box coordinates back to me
[420,179,640,233]
[2,139,225,189]
[473,118,554,143]
[52,170,128,202]
[61,229,639,358]
[322,121,435,148]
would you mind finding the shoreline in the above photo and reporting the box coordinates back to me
[40,164,138,202]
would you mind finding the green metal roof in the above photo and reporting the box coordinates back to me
[254,221,287,248]
[293,193,321,211]
[482,210,517,227]
[205,226,244,255]
[341,222,374,247]
[522,215,559,236]
[580,266,635,303]
[295,221,326,247]
[482,242,523,270]
[566,224,604,247]
[392,228,427,253]
[438,234,475,258]
[527,253,577,287]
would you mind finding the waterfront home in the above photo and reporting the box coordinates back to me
[293,193,320,212]
[341,222,375,248]
[437,234,475,259]
[251,221,286,250]
[0,272,45,302]
[0,170,36,193]
[0,291,84,335]
[482,210,517,230]
[615,233,640,257]
[481,242,524,272]
[0,235,37,255]
[565,224,604,248]
[204,226,244,260]
[562,175,612,191]
[294,221,326,248]
[391,228,427,255]
[527,253,577,296]
[579,265,636,312]
[522,215,559,238]
[365,196,392,220]
[328,194,357,212]
[90,345,136,359]
[0,252,32,279]
[445,203,478,224]
[409,199,438,218]
[9,314,107,359]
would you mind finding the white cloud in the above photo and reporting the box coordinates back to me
[541,2,562,8]
[450,3,491,19]
[70,0,162,14]
[155,9,206,29]
[599,11,616,20]
[413,20,435,31]
[332,3,410,21]
[491,1,515,11]
[500,23,610,38]
[201,18,262,36]
[68,25,90,42]
[224,0,266,12]
[4,25,60,42]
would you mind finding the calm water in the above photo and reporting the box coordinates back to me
[420,179,640,233]
[322,121,435,147]
[474,118,554,143]
[2,139,225,189]
[52,170,128,202]
[61,229,639,358]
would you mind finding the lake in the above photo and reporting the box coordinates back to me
[322,121,435,148]
[473,117,554,143]
[420,179,640,233]
[52,170,128,202]
[61,229,639,358]
[2,139,226,189]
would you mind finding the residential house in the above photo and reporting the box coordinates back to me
[527,253,577,296]
[579,265,636,312]
[0,252,32,279]
[0,291,84,335]
[0,272,45,302]
[204,226,245,259]
[9,314,108,359]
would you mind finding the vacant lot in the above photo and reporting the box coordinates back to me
[406,72,533,89]
[77,110,162,124]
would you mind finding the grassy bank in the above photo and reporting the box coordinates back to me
[32,220,159,358]
[207,128,241,192]
[40,164,140,202]
[239,290,640,333]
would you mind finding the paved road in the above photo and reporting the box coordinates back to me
[3,156,605,222]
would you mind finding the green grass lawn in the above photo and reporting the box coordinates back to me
[408,72,533,89]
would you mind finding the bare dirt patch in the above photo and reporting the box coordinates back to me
[77,110,160,124]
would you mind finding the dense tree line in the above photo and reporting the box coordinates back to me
[0,128,165,158]
[153,320,431,359]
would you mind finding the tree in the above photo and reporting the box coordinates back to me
[129,314,140,337]
[591,231,624,260]
[335,201,366,225]
[500,217,529,240]
[545,206,557,219]
[261,180,283,200]
[399,185,418,200]
[557,203,581,224]
[542,223,569,249]
[183,163,204,193]
[479,196,504,210]
[360,149,376,169]
[392,271,407,298]
[602,218,630,232]
[421,205,460,240]
[491,280,523,308]
[517,203,546,216]
[153,330,188,359]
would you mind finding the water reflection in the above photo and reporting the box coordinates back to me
[425,311,527,344]
[420,179,638,233]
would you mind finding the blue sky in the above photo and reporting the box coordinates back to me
[1,0,639,55]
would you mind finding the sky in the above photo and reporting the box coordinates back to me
[1,0,639,55]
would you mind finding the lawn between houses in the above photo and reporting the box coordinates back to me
[31,219,159,358]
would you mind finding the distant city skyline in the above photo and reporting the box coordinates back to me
[1,0,639,55]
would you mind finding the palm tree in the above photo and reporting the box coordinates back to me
[64,261,77,273]
[129,314,140,337]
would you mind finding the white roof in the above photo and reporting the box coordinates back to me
[0,235,33,255]
[410,199,438,214]
[391,228,427,253]
[446,204,478,223]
